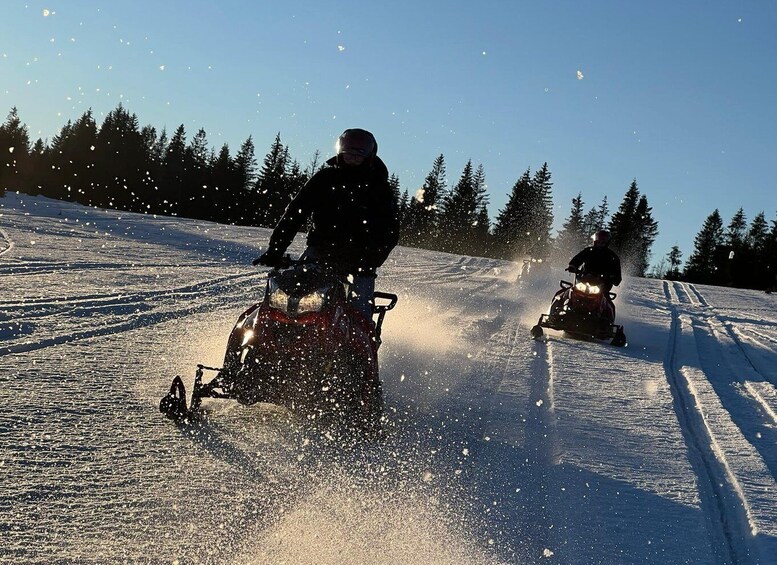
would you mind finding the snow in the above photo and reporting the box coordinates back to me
[1,193,776,564]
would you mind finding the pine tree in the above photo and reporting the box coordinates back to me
[160,125,187,216]
[397,189,410,230]
[746,211,769,253]
[388,173,401,207]
[229,136,257,224]
[26,138,49,196]
[726,208,747,248]
[94,104,149,212]
[183,128,211,218]
[632,195,659,276]
[473,205,492,257]
[609,179,659,276]
[582,196,609,237]
[765,214,777,290]
[555,193,587,258]
[254,133,292,227]
[609,180,640,255]
[44,111,99,205]
[402,154,446,248]
[492,168,533,260]
[439,160,480,254]
[469,164,490,256]
[209,143,235,223]
[666,245,683,279]
[684,209,724,283]
[0,107,30,195]
[526,163,554,258]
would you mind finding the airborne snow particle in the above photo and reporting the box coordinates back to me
[577,70,584,80]
[8,147,14,154]
[543,548,555,557]
[337,45,346,52]
[42,9,51,17]
[159,65,166,71]
[536,399,543,407]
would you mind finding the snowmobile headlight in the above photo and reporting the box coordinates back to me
[269,287,290,312]
[297,291,325,313]
[575,282,601,294]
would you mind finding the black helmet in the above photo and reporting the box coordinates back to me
[593,229,612,246]
[336,128,377,159]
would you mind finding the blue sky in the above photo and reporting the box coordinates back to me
[2,1,775,268]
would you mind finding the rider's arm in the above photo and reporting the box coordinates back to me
[266,175,319,255]
[568,248,589,270]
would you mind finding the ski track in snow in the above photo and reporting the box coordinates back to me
[2,194,777,564]
[665,281,777,563]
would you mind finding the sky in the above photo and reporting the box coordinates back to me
[2,1,776,269]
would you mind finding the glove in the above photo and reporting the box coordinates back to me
[252,250,283,267]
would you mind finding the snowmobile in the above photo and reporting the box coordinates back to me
[160,257,397,430]
[516,257,552,284]
[530,268,626,346]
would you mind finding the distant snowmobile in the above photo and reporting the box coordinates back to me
[516,257,551,283]
[160,257,397,432]
[530,268,626,346]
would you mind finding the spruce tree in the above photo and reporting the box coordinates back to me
[582,196,609,237]
[94,104,148,212]
[388,173,401,207]
[439,160,478,254]
[161,125,187,216]
[470,164,490,256]
[183,128,211,219]
[492,168,533,260]
[526,163,554,258]
[609,179,660,275]
[402,154,446,248]
[609,180,640,255]
[765,214,777,290]
[210,143,235,223]
[0,107,30,195]
[666,245,683,279]
[254,133,292,227]
[230,136,257,224]
[555,193,587,258]
[45,111,100,205]
[746,211,769,253]
[684,209,724,283]
[726,208,747,248]
[633,195,659,276]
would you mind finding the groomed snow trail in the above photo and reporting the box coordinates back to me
[2,194,776,564]
[664,281,777,563]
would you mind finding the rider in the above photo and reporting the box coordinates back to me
[253,128,400,320]
[567,229,622,294]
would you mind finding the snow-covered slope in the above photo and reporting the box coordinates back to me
[2,193,776,564]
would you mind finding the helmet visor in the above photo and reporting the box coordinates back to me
[338,144,373,157]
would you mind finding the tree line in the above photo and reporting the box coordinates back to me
[2,104,660,276]
[672,208,777,290]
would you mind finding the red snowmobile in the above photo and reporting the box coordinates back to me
[530,268,626,346]
[160,258,397,430]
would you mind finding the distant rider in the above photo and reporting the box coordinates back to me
[567,229,622,295]
[253,128,400,320]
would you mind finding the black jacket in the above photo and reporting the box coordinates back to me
[569,246,622,286]
[266,156,400,276]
